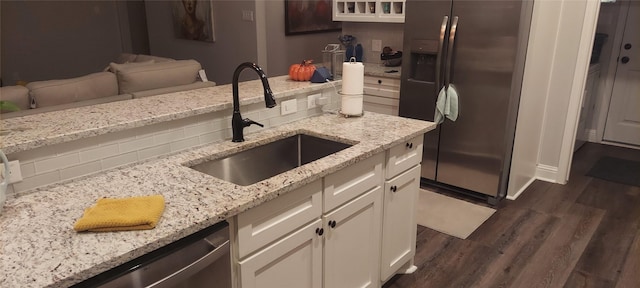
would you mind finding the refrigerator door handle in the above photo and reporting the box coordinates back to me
[436,16,449,90]
[445,16,459,89]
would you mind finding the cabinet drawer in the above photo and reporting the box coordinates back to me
[386,135,423,179]
[324,153,383,213]
[235,180,322,259]
[364,76,401,88]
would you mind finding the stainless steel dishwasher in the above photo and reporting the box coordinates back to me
[76,221,231,288]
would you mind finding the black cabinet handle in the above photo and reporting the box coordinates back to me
[316,227,324,236]
[621,56,630,64]
[378,79,382,84]
[390,185,398,192]
[328,220,337,228]
[406,142,413,149]
[624,43,632,50]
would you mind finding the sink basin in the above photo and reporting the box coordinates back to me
[189,134,353,186]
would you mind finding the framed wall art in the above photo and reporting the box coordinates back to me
[285,0,341,35]
[172,0,215,42]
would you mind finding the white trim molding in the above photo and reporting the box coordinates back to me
[506,177,536,200]
[536,164,560,183]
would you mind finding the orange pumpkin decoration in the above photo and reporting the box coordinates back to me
[289,60,317,81]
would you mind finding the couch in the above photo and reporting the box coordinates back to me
[0,54,216,118]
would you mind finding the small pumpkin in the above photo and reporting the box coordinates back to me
[289,60,316,81]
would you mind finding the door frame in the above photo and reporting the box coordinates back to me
[557,0,601,183]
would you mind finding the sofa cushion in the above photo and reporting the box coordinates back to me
[114,59,202,94]
[134,54,175,63]
[26,72,119,108]
[1,94,133,119]
[0,85,31,112]
[107,60,155,73]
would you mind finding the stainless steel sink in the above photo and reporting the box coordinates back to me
[189,134,353,186]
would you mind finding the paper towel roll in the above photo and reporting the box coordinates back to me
[341,94,363,116]
[342,61,364,95]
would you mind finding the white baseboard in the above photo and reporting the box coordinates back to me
[536,164,559,183]
[587,129,598,143]
[506,177,536,200]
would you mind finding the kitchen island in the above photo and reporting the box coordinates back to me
[0,75,434,287]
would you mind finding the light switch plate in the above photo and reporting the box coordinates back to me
[281,99,297,115]
[307,93,321,109]
[0,160,23,184]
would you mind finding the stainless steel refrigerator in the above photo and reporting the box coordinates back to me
[399,0,533,202]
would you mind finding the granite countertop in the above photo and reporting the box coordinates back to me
[364,62,401,79]
[0,75,340,154]
[0,112,434,287]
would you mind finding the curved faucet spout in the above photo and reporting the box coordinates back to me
[232,62,277,142]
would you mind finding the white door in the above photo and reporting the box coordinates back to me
[380,165,420,282]
[323,187,382,288]
[604,0,640,146]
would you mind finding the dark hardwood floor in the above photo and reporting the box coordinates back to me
[383,143,640,288]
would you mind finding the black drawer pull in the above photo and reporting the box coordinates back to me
[316,227,324,236]
[328,220,337,228]
[406,142,413,149]
[390,185,398,192]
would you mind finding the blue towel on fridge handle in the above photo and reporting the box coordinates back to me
[434,85,459,124]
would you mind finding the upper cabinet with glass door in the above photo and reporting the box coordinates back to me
[333,0,406,23]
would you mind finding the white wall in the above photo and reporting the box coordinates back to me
[509,0,600,196]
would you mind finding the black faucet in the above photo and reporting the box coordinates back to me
[232,62,277,142]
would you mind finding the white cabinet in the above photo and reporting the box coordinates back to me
[333,0,406,23]
[574,64,601,151]
[363,76,400,116]
[380,135,423,281]
[324,186,382,288]
[238,219,323,288]
[231,137,423,288]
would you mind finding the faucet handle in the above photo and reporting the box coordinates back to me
[243,118,264,128]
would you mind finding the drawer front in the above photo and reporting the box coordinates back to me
[364,76,400,99]
[363,101,398,116]
[236,180,322,259]
[324,153,384,213]
[386,135,423,179]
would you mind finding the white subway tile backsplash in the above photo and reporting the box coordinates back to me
[119,136,155,153]
[60,161,102,180]
[138,144,172,161]
[35,153,80,173]
[7,88,341,195]
[20,161,36,178]
[154,129,186,145]
[170,136,201,152]
[102,152,139,170]
[12,170,60,193]
[79,144,119,163]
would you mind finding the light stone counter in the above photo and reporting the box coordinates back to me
[364,62,401,79]
[0,110,435,287]
[0,75,340,154]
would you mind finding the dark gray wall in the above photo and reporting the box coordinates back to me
[0,1,143,85]
[265,0,342,76]
[1,0,341,86]
[145,0,259,85]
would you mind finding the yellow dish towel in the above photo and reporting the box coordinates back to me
[73,195,165,232]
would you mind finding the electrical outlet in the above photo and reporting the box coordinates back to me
[307,93,321,109]
[281,99,297,115]
[0,160,23,184]
[372,39,382,52]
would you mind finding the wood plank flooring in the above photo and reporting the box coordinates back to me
[383,143,640,288]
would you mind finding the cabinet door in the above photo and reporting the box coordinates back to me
[324,186,382,288]
[238,219,322,288]
[380,165,420,281]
